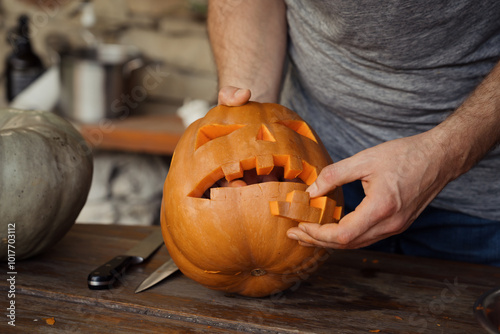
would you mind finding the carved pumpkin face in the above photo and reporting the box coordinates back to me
[161,102,343,297]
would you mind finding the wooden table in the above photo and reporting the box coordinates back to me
[1,224,498,333]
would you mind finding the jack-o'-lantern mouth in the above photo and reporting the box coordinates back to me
[201,166,303,199]
[188,155,318,199]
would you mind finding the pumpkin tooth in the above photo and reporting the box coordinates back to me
[269,201,322,223]
[310,196,337,225]
[270,190,341,225]
[285,190,310,204]
[222,161,243,182]
[256,155,274,175]
[299,161,318,185]
[240,157,256,171]
[284,156,303,179]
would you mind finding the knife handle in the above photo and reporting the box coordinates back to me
[87,255,134,290]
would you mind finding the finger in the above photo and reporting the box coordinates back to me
[287,195,387,248]
[291,225,393,249]
[229,180,247,188]
[287,225,338,248]
[306,156,366,197]
[229,180,247,187]
[297,240,316,248]
[218,86,251,106]
[218,179,248,187]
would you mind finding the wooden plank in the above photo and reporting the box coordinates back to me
[1,224,497,333]
[77,114,185,155]
[5,294,231,333]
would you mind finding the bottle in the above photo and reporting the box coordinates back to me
[5,15,45,102]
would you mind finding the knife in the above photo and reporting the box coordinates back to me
[87,229,164,290]
[135,258,179,293]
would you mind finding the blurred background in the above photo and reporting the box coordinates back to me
[0,0,217,226]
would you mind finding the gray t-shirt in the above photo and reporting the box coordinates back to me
[281,0,500,220]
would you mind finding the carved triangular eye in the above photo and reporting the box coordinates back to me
[277,120,317,143]
[195,124,245,149]
[256,124,276,142]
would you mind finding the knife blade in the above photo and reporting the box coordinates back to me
[135,258,179,293]
[87,229,164,290]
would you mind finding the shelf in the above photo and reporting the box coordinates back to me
[77,113,185,155]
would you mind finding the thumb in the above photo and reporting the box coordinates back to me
[218,86,251,106]
[307,157,363,197]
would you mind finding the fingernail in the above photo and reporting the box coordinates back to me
[306,183,318,197]
[287,233,298,240]
[298,223,307,232]
[235,88,246,98]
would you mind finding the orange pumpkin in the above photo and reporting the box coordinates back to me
[161,102,343,297]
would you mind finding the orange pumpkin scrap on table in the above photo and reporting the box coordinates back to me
[161,102,344,297]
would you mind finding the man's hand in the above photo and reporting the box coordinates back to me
[287,61,500,250]
[216,86,452,249]
[287,131,455,249]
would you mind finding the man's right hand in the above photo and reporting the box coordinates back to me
[217,86,252,106]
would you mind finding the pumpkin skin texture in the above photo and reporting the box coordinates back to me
[161,102,343,297]
[0,109,93,261]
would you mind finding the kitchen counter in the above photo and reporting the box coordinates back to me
[1,224,498,333]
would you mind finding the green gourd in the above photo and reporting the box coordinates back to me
[0,109,93,261]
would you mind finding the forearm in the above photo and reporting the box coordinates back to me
[207,0,287,103]
[430,60,500,181]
